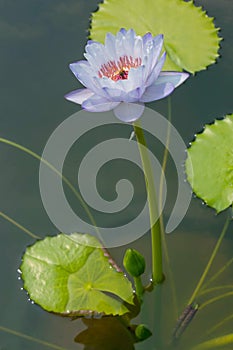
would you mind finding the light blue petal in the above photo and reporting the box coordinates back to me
[69,60,91,79]
[118,29,139,57]
[125,87,142,102]
[156,72,189,87]
[85,41,105,57]
[150,34,164,70]
[115,29,140,58]
[103,86,141,103]
[115,29,132,58]
[85,41,108,69]
[140,82,174,102]
[105,32,117,60]
[124,29,137,56]
[102,87,126,102]
[119,28,127,35]
[127,65,146,92]
[69,61,95,89]
[113,102,145,122]
[143,34,163,58]
[142,35,164,80]
[69,61,103,96]
[125,29,137,41]
[82,95,120,112]
[83,52,100,72]
[86,40,97,45]
[96,75,118,90]
[142,32,153,45]
[116,29,125,42]
[64,88,94,104]
[145,52,166,87]
[152,34,164,51]
[133,36,143,59]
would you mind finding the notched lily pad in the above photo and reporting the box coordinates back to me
[20,233,134,316]
[186,114,233,212]
[90,0,221,73]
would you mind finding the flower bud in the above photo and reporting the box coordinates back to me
[123,249,145,277]
[135,324,152,340]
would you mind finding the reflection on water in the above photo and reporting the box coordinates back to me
[73,297,143,350]
[0,0,233,349]
[75,317,136,350]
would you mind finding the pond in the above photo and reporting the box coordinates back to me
[0,0,233,349]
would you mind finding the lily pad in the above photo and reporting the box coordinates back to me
[21,233,134,316]
[90,0,221,73]
[186,114,233,212]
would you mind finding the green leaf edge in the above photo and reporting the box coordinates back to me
[186,114,233,213]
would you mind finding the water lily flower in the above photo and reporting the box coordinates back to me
[65,29,189,122]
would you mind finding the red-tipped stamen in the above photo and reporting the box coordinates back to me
[98,55,142,81]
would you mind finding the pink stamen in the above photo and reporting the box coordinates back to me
[98,55,142,81]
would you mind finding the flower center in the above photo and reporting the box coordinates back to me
[98,55,142,81]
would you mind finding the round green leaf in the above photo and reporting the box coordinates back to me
[21,233,134,316]
[186,114,233,212]
[90,0,221,73]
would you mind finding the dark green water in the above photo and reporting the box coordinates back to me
[0,0,233,349]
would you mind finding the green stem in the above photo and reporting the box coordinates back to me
[159,96,172,221]
[206,313,233,335]
[198,285,233,297]
[0,326,67,350]
[159,96,178,317]
[0,137,101,240]
[134,276,144,301]
[133,121,163,284]
[201,257,233,291]
[191,333,233,350]
[0,211,40,239]
[188,216,230,305]
[199,291,233,311]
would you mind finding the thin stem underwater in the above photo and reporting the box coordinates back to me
[201,256,233,291]
[0,211,40,239]
[0,137,101,240]
[199,291,233,311]
[0,326,68,350]
[188,215,230,305]
[206,313,233,335]
[159,96,178,317]
[198,284,233,297]
[191,333,233,350]
[133,121,164,284]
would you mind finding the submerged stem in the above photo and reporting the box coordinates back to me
[198,285,233,297]
[199,291,233,311]
[191,333,233,350]
[188,216,230,305]
[133,121,163,284]
[159,96,172,226]
[206,313,233,335]
[0,211,40,239]
[201,257,233,291]
[0,137,101,240]
[0,326,67,350]
[159,96,178,317]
